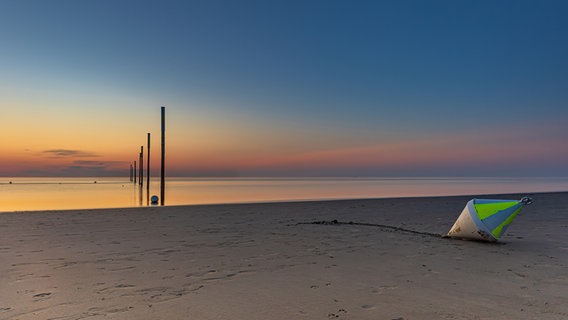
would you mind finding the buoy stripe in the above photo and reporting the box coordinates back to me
[491,206,523,239]
[480,203,521,234]
[474,201,518,220]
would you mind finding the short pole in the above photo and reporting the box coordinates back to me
[133,161,137,184]
[139,146,143,187]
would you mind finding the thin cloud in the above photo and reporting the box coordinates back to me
[73,160,108,165]
[43,149,100,158]
[71,160,128,167]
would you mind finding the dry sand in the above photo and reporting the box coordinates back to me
[1,192,567,319]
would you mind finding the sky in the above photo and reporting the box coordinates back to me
[1,0,567,177]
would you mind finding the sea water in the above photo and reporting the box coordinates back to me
[1,177,567,212]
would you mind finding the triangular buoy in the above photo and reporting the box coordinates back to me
[447,197,532,242]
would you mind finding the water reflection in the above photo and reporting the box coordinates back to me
[1,177,568,212]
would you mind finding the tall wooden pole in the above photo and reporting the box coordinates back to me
[160,106,165,206]
[133,161,137,184]
[147,133,151,205]
[139,146,143,187]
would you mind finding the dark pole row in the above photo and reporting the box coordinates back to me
[130,107,165,206]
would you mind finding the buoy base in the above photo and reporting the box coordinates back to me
[447,202,497,242]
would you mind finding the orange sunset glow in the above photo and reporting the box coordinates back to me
[1,1,567,178]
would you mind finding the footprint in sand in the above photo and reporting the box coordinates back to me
[33,292,52,301]
[328,308,348,319]
[107,306,133,314]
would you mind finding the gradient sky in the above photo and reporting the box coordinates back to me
[1,0,567,177]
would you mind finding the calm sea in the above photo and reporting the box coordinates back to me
[1,177,567,212]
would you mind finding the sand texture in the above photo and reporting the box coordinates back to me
[1,192,567,319]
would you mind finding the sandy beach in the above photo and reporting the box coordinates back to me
[1,192,567,319]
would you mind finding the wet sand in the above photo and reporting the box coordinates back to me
[1,192,567,319]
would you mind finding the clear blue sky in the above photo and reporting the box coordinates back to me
[1,0,567,177]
